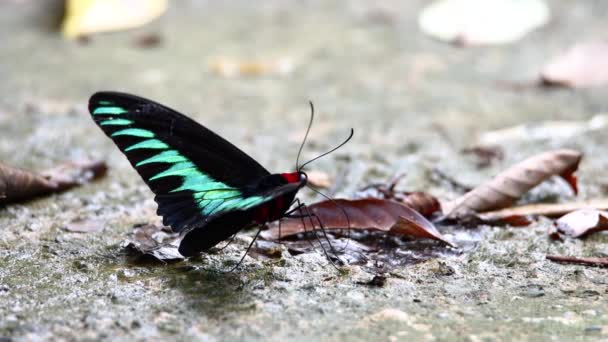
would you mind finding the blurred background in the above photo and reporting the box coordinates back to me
[1,1,608,340]
[2,1,606,179]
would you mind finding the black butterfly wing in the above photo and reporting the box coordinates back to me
[178,181,303,256]
[89,91,272,233]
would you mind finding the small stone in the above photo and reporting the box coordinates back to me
[521,284,544,298]
[582,310,598,317]
[437,312,449,319]
[584,326,602,333]
[73,260,93,273]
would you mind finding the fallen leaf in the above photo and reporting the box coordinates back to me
[546,255,608,268]
[477,114,608,145]
[62,0,168,39]
[261,199,455,247]
[390,215,454,246]
[210,57,294,78]
[358,175,442,217]
[123,223,183,261]
[541,41,608,88]
[443,149,581,218]
[0,159,107,204]
[553,209,608,238]
[418,0,550,46]
[249,240,284,259]
[63,219,104,233]
[400,192,442,217]
[306,170,332,188]
[477,199,608,221]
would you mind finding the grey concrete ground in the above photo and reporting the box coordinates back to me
[1,1,607,341]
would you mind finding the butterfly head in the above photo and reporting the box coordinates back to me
[281,171,307,185]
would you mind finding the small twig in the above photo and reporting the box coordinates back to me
[546,255,608,268]
[478,199,608,221]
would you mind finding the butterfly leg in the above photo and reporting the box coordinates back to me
[283,198,309,218]
[283,198,318,251]
[298,203,343,268]
[225,225,264,273]
[216,222,256,252]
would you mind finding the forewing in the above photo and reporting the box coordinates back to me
[89,91,272,232]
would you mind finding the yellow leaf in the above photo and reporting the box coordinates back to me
[62,0,168,39]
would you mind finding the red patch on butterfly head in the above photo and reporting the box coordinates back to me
[281,172,300,184]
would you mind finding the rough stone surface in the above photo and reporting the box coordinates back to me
[1,1,607,340]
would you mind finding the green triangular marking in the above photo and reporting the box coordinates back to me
[125,139,168,151]
[112,128,154,138]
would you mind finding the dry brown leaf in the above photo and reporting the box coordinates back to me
[0,159,107,204]
[443,149,581,218]
[389,215,454,246]
[477,199,608,221]
[358,175,442,217]
[123,223,183,261]
[541,41,608,88]
[261,198,455,247]
[400,192,442,217]
[553,209,608,238]
[546,255,608,268]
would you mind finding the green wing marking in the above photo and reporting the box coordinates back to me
[91,98,267,218]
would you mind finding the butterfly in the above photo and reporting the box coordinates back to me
[88,92,352,258]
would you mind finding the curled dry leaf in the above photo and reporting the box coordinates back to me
[443,149,581,218]
[210,57,294,78]
[553,209,608,238]
[541,41,608,88]
[123,223,183,261]
[0,159,107,205]
[261,198,455,247]
[546,255,608,268]
[418,0,550,46]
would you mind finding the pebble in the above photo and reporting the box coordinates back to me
[521,284,545,298]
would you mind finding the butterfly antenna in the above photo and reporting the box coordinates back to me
[305,185,352,254]
[298,128,354,171]
[296,101,315,172]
